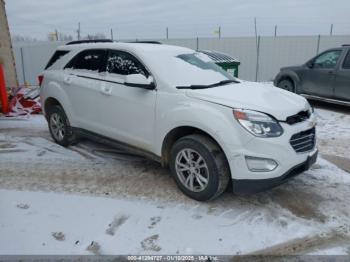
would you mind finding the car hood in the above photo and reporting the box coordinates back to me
[280,65,303,71]
[185,81,310,121]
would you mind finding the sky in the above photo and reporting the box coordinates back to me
[5,0,350,41]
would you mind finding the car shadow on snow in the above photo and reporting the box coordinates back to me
[311,100,350,115]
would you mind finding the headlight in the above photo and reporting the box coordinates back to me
[233,109,283,137]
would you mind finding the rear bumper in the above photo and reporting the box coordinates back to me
[232,149,318,195]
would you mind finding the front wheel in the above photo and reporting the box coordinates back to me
[278,79,295,92]
[169,134,230,201]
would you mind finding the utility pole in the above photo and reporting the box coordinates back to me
[254,17,259,82]
[330,24,333,36]
[274,25,277,37]
[55,29,58,41]
[166,27,169,39]
[110,28,114,40]
[255,36,260,82]
[254,17,258,46]
[77,22,81,40]
[218,26,221,39]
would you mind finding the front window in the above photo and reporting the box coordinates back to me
[106,50,148,77]
[313,50,342,69]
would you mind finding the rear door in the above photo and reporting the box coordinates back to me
[300,49,342,98]
[334,49,350,102]
[97,49,157,152]
[63,49,107,132]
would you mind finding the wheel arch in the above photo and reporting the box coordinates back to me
[44,97,62,116]
[43,96,75,128]
[276,71,301,92]
[161,125,227,167]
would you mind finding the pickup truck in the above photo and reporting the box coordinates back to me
[274,45,350,106]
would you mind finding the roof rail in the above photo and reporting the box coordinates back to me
[128,41,162,44]
[66,39,114,45]
[342,44,350,47]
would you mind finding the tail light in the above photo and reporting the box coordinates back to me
[38,75,44,86]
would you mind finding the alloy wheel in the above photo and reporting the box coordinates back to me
[278,80,294,92]
[50,113,66,141]
[175,148,209,192]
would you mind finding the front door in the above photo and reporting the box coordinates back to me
[300,49,342,98]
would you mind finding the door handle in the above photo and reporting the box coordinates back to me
[327,71,334,75]
[63,75,73,85]
[100,85,112,95]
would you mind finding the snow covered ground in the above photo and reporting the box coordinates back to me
[1,104,350,255]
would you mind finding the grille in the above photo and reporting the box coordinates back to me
[290,127,316,153]
[286,110,311,125]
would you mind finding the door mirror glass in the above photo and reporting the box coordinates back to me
[124,74,155,89]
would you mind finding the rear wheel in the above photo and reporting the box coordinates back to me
[278,79,295,92]
[47,105,76,147]
[169,134,230,201]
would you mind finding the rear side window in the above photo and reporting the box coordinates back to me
[45,50,70,69]
[65,49,106,72]
[343,50,350,69]
[106,50,148,77]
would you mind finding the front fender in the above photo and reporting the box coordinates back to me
[155,95,254,162]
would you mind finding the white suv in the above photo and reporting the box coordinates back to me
[40,40,318,201]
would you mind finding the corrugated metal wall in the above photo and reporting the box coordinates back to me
[13,35,350,86]
[13,41,65,85]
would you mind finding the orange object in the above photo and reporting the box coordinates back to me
[0,64,9,114]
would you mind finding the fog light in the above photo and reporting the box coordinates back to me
[245,156,278,172]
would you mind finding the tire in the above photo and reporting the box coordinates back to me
[278,79,295,92]
[46,105,76,147]
[169,134,230,201]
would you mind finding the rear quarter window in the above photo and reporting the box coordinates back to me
[45,50,70,69]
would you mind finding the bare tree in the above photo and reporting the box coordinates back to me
[12,35,38,42]
[59,33,73,41]
[47,33,56,41]
[84,33,107,40]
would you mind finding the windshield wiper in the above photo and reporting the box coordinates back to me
[176,79,238,89]
[214,79,239,86]
[176,84,210,90]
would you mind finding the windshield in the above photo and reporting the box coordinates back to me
[145,51,238,88]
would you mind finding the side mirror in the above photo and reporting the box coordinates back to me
[306,61,314,68]
[124,74,155,90]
